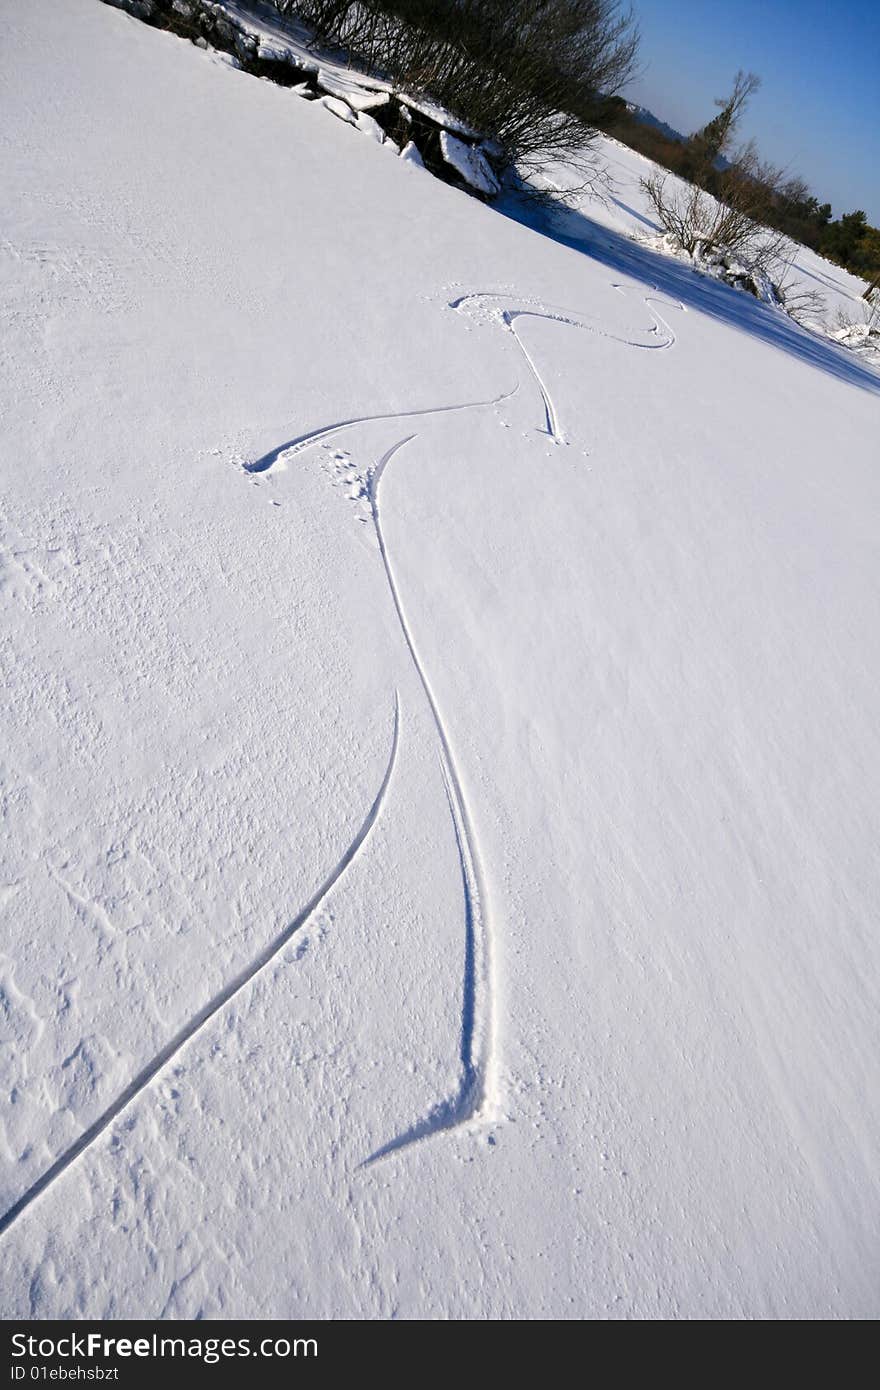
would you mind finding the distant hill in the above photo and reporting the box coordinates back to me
[624,102,687,145]
[624,101,732,169]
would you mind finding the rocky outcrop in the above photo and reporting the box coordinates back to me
[100,0,503,198]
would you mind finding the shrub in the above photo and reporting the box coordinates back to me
[641,152,789,282]
[271,1,639,176]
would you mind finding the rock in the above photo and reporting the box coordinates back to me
[439,130,499,196]
[400,140,425,168]
[321,95,357,126]
[356,111,385,144]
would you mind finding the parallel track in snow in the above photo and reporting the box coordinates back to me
[242,282,684,1161]
[0,280,686,1229]
[363,438,495,1162]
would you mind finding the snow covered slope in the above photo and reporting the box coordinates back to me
[1,0,878,1319]
[559,134,873,334]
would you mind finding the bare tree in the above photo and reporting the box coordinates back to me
[772,263,826,325]
[272,1,639,175]
[833,293,880,358]
[687,69,761,172]
[641,145,791,293]
[862,272,880,304]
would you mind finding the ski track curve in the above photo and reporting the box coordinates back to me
[449,287,685,443]
[0,695,401,1240]
[241,281,685,1162]
[362,438,495,1164]
[243,384,519,474]
[1,277,687,1231]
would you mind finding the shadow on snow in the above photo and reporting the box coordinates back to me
[497,191,880,398]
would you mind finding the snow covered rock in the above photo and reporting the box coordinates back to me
[400,140,425,169]
[235,32,258,62]
[104,0,157,16]
[321,95,356,127]
[343,90,391,114]
[439,130,499,196]
[399,93,479,138]
[316,69,390,111]
[99,1,502,204]
[356,111,385,144]
[257,38,292,64]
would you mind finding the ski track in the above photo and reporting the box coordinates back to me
[0,280,683,1221]
[362,438,495,1163]
[243,385,519,474]
[449,287,684,443]
[243,282,682,1162]
[0,276,684,1228]
[0,695,401,1240]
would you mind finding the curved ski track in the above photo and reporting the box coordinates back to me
[0,281,683,1228]
[449,287,685,443]
[243,384,519,475]
[363,438,495,1163]
[0,696,400,1239]
[241,283,683,1164]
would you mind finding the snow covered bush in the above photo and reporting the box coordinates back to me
[272,0,639,177]
[642,161,791,299]
[831,295,880,363]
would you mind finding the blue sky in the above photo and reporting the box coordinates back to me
[623,0,880,223]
